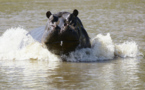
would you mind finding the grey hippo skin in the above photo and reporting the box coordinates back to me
[41,9,91,55]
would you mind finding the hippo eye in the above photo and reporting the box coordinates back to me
[64,19,70,25]
[63,19,67,26]
[56,20,60,25]
[52,16,58,22]
[49,15,58,23]
[69,20,76,26]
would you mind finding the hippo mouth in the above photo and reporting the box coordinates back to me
[45,40,79,55]
[46,40,79,44]
[43,24,80,55]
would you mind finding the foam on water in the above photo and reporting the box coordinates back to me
[0,27,59,61]
[63,33,140,62]
[115,41,138,58]
[63,33,115,62]
[0,27,140,62]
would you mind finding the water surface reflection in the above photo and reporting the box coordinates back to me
[1,58,145,89]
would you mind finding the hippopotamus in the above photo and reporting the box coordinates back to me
[41,9,91,55]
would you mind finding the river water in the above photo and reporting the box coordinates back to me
[0,0,145,90]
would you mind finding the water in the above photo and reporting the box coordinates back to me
[0,0,145,89]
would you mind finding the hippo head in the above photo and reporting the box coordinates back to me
[42,9,82,55]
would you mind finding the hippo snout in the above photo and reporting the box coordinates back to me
[42,24,79,55]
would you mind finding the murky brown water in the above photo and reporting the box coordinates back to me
[0,0,145,89]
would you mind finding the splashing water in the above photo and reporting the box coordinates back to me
[63,33,140,62]
[115,41,138,58]
[0,27,140,62]
[0,27,59,61]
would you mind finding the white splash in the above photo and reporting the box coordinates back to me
[63,33,115,62]
[0,27,140,62]
[91,33,115,60]
[63,33,140,62]
[0,27,59,61]
[115,41,138,58]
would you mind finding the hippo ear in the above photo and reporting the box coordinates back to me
[46,11,52,18]
[73,9,79,17]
